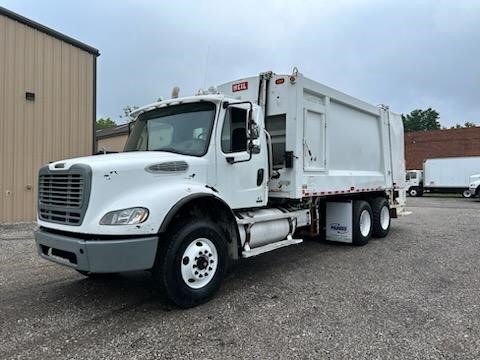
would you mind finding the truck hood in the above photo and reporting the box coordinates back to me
[39,151,214,235]
[48,151,202,172]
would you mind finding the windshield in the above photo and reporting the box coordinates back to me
[124,102,216,156]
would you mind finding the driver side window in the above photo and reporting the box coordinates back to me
[221,107,247,153]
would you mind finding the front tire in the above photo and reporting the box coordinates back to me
[370,197,391,238]
[153,220,228,308]
[352,200,373,246]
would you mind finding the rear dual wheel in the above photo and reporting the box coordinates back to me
[352,200,373,246]
[352,197,391,246]
[371,197,391,238]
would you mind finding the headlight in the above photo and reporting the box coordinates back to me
[100,207,149,225]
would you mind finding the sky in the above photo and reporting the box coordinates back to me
[2,0,480,126]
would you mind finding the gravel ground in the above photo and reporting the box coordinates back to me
[1,197,479,359]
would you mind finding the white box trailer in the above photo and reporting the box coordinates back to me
[34,70,406,307]
[423,156,480,197]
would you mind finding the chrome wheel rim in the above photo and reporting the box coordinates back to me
[380,205,390,230]
[181,238,218,289]
[463,190,472,198]
[410,189,417,196]
[359,209,372,237]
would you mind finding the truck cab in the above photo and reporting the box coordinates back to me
[405,170,423,197]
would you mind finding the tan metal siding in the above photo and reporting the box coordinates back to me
[97,134,128,153]
[0,15,95,222]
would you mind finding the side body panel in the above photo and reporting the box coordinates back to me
[219,73,405,201]
[424,157,480,188]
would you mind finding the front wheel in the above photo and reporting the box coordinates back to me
[153,220,228,308]
[408,187,417,197]
[408,187,423,197]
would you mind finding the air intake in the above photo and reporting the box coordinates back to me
[146,161,189,173]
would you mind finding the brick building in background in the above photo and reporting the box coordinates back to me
[404,127,480,169]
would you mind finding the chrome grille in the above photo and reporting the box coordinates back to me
[38,165,91,225]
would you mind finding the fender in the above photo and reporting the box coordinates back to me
[158,191,237,233]
[158,192,241,259]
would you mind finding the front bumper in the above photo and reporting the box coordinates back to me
[34,228,158,273]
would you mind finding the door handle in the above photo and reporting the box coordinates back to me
[257,169,264,186]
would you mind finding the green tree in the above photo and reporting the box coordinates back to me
[96,117,117,130]
[448,122,476,129]
[402,108,441,132]
[120,105,139,121]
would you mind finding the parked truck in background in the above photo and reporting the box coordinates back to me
[407,157,480,198]
[469,174,480,199]
[34,70,406,307]
[405,169,423,197]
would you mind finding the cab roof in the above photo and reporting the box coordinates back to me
[129,95,230,119]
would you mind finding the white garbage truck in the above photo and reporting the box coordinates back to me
[35,70,406,307]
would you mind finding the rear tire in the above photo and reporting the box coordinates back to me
[370,197,390,238]
[462,190,472,198]
[352,200,373,246]
[153,220,228,308]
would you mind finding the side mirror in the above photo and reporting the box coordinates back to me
[247,109,260,140]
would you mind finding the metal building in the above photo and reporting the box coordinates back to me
[96,124,129,153]
[0,7,99,222]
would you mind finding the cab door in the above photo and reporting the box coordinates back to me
[215,104,268,209]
